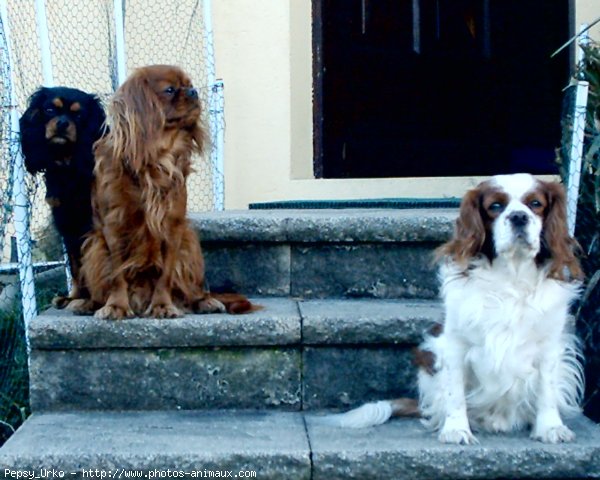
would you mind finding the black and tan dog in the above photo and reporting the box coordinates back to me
[19,86,106,306]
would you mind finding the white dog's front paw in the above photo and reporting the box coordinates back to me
[438,426,479,445]
[531,424,575,444]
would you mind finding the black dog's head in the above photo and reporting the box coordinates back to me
[19,86,106,177]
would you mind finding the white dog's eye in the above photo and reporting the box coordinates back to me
[529,200,543,209]
[489,202,505,213]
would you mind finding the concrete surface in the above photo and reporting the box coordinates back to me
[3,411,600,479]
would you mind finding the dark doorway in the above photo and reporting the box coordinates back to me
[314,0,573,178]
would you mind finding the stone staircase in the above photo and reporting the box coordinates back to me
[2,209,600,479]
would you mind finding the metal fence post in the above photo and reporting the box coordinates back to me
[0,1,37,347]
[566,80,589,237]
[203,0,225,211]
[113,0,127,86]
[34,0,53,86]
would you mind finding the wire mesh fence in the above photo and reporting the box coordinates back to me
[0,6,28,446]
[122,0,224,212]
[558,39,600,424]
[2,0,224,267]
[0,0,224,445]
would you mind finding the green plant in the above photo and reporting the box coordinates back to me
[561,39,600,422]
[0,274,58,446]
[0,305,30,447]
[578,41,600,231]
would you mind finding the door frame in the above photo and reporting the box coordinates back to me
[313,0,325,178]
[312,0,577,180]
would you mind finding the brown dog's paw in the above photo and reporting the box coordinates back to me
[192,297,226,314]
[145,303,184,319]
[67,299,97,315]
[94,303,134,320]
[52,295,71,309]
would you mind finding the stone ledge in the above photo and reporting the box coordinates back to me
[300,299,442,345]
[29,298,300,349]
[306,414,600,479]
[29,299,440,350]
[191,209,457,243]
[0,411,311,480]
[27,299,440,412]
[2,411,600,480]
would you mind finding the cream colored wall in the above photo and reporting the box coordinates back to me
[577,2,599,38]
[214,1,598,209]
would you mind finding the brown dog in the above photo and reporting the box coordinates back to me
[71,65,255,319]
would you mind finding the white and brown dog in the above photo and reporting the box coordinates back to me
[322,173,584,444]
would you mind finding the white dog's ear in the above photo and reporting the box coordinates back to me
[437,187,486,265]
[539,181,582,281]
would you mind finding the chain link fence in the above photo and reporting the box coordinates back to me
[0,0,224,445]
[558,38,600,424]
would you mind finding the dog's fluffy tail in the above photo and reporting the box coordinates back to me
[314,398,420,428]
[210,293,263,315]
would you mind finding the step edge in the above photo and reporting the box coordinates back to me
[29,298,443,350]
[190,209,457,243]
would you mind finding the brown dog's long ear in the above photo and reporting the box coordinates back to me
[437,187,486,265]
[108,71,165,172]
[539,180,583,281]
[190,119,209,157]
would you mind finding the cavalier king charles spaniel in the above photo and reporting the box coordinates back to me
[19,86,106,307]
[320,173,584,444]
[69,65,255,319]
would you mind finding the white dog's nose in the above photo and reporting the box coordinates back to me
[508,211,529,228]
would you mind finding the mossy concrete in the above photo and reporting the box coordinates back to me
[30,347,301,411]
[193,209,456,298]
[28,299,439,412]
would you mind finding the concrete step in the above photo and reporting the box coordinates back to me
[28,298,441,412]
[306,413,600,479]
[0,411,310,480]
[2,411,600,480]
[192,209,456,299]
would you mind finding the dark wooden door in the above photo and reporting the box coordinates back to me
[314,0,573,178]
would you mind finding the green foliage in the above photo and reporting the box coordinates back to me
[558,40,600,274]
[0,305,29,447]
[578,41,600,220]
[0,277,56,446]
[566,39,600,422]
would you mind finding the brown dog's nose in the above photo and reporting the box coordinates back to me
[186,88,198,99]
